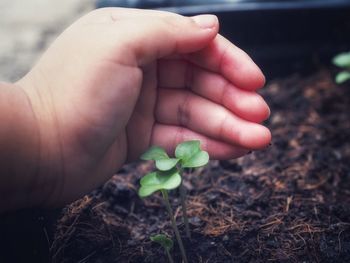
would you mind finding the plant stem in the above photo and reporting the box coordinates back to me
[179,183,191,239]
[165,249,174,263]
[161,190,188,263]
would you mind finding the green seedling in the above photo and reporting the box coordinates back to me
[150,234,174,263]
[139,140,209,263]
[139,155,187,263]
[332,51,350,84]
[141,140,209,238]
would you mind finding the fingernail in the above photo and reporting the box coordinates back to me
[267,106,271,118]
[192,15,218,29]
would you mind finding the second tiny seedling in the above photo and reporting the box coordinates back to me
[150,234,174,263]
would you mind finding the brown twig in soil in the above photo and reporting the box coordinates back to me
[260,217,284,234]
[285,196,293,213]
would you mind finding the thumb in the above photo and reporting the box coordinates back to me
[117,13,219,65]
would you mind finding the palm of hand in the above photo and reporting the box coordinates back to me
[19,9,271,206]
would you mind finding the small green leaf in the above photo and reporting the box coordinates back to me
[333,52,350,68]
[182,151,209,168]
[335,71,350,84]
[138,169,181,198]
[140,172,159,186]
[175,140,209,168]
[175,140,200,160]
[141,146,179,171]
[141,146,168,161]
[150,234,173,251]
[156,158,180,171]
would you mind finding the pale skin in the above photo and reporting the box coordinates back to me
[0,8,271,212]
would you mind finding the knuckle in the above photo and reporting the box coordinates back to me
[162,14,194,31]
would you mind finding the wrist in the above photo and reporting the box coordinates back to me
[0,81,42,211]
[15,71,66,210]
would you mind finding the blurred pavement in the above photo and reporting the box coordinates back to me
[0,0,94,82]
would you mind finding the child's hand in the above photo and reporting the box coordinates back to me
[16,8,271,207]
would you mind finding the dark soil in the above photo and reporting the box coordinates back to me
[1,68,350,263]
[49,69,350,263]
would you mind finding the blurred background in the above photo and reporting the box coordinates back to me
[1,0,350,82]
[0,0,94,82]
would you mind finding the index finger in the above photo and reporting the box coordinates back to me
[185,34,265,91]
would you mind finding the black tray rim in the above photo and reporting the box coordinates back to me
[97,0,350,13]
[158,0,350,14]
